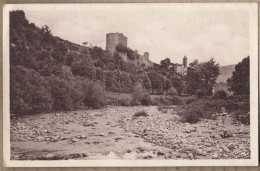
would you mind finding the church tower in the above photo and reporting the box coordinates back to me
[183,56,187,68]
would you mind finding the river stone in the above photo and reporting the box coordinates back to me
[36,136,45,142]
[212,152,219,158]
[222,146,230,153]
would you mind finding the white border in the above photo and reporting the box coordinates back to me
[3,3,259,167]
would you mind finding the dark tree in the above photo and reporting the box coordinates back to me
[227,56,249,95]
[199,58,220,95]
[185,58,219,96]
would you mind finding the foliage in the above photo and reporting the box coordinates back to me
[115,44,138,60]
[185,98,195,104]
[131,83,151,105]
[166,87,178,96]
[185,58,219,96]
[234,110,250,125]
[179,96,249,124]
[196,89,205,98]
[41,25,52,36]
[180,107,203,124]
[147,71,164,94]
[10,66,52,114]
[82,81,107,109]
[179,99,217,124]
[199,58,220,95]
[133,110,148,118]
[213,90,227,99]
[172,96,184,105]
[118,99,131,107]
[227,56,249,95]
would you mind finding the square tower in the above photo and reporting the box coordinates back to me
[106,33,127,53]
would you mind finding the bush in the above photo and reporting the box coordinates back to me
[185,98,195,104]
[82,81,107,109]
[179,99,217,124]
[140,93,151,106]
[213,90,227,99]
[166,87,178,96]
[180,107,202,124]
[133,110,148,118]
[119,99,130,107]
[196,89,205,98]
[172,95,184,105]
[234,110,250,125]
[10,66,53,114]
[131,84,151,106]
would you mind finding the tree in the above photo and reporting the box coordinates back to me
[199,58,220,95]
[227,56,249,95]
[41,25,52,35]
[163,79,172,93]
[147,71,163,94]
[185,58,219,96]
[141,74,152,91]
[185,59,202,95]
[82,41,88,46]
[160,58,171,69]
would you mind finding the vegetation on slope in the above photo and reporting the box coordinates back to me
[9,10,183,115]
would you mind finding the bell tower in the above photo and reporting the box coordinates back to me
[183,56,187,68]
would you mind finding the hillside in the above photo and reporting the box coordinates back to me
[217,64,235,83]
[10,10,184,115]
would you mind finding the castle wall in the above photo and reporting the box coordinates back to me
[176,65,184,75]
[118,34,127,47]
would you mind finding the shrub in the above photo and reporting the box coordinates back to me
[140,93,151,106]
[234,110,250,125]
[213,90,227,99]
[185,98,195,104]
[196,89,205,98]
[179,99,216,124]
[133,110,148,118]
[119,99,130,107]
[82,81,107,109]
[166,87,178,96]
[172,96,184,105]
[180,107,202,124]
[10,66,53,114]
[131,84,151,106]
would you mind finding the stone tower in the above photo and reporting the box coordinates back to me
[106,33,127,53]
[183,56,187,68]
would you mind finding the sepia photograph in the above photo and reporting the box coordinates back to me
[3,3,258,167]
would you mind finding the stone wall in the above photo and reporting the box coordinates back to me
[106,33,127,53]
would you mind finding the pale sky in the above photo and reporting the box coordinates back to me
[21,4,250,66]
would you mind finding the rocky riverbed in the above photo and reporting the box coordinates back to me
[10,106,250,160]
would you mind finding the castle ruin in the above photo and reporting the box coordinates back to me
[106,33,127,53]
[162,56,188,75]
[106,33,128,62]
[106,33,152,66]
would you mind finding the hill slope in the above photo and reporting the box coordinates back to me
[217,64,235,83]
[9,10,184,115]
